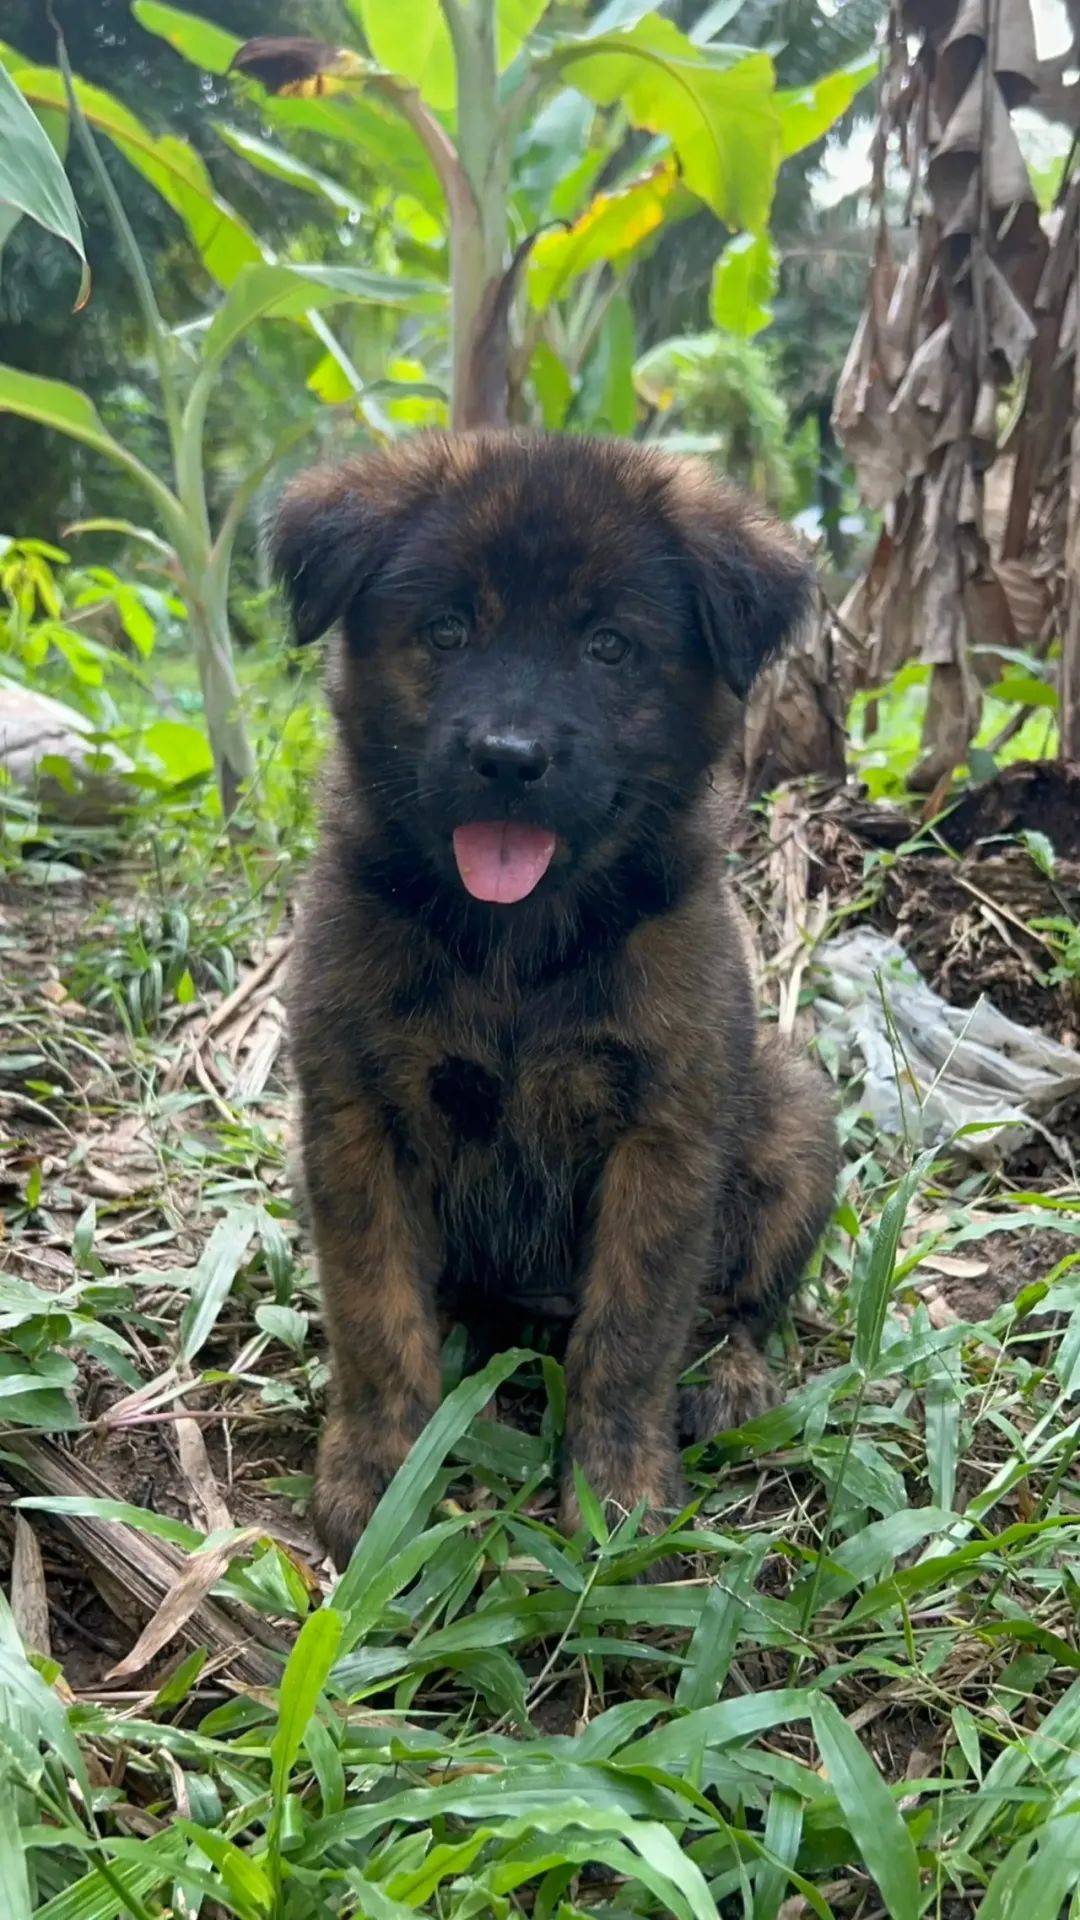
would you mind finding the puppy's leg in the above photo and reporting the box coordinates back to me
[562,1128,713,1549]
[682,1034,836,1444]
[303,1101,440,1569]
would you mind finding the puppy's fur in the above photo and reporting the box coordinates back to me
[276,431,836,1569]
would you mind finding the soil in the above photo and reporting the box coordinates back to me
[774,770,1080,1043]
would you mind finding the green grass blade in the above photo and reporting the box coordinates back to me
[809,1695,919,1920]
[269,1606,343,1804]
[332,1348,534,1647]
[179,1211,257,1363]
[676,1536,768,1707]
[0,1766,32,1920]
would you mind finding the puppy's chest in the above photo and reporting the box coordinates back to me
[400,1027,646,1161]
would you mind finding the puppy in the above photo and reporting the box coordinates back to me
[275,430,837,1569]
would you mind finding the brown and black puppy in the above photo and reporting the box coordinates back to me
[275,430,837,1570]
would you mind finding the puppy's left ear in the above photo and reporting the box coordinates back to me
[681,482,814,698]
[270,460,392,646]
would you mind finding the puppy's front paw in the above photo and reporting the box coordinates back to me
[679,1339,778,1445]
[312,1414,401,1569]
[559,1444,686,1580]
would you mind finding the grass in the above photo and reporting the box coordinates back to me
[3,598,1080,1919]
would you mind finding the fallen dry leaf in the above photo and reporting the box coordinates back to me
[105,1526,263,1682]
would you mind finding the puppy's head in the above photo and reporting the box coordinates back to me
[274,432,810,907]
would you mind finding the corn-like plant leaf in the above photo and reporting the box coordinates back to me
[201,260,440,370]
[550,23,782,230]
[854,1151,936,1373]
[776,56,875,156]
[131,0,241,73]
[711,229,777,337]
[346,0,548,115]
[0,60,88,305]
[675,1535,769,1707]
[6,56,260,288]
[528,159,678,309]
[755,1787,804,1920]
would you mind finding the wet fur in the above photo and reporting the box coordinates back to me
[277,430,837,1568]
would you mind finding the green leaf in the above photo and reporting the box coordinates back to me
[810,1695,919,1920]
[855,1152,935,1373]
[776,56,875,157]
[142,719,214,785]
[176,1820,272,1919]
[348,0,549,114]
[201,260,440,370]
[983,1810,1080,1920]
[623,1687,816,1767]
[528,159,677,309]
[179,1211,257,1362]
[988,671,1060,709]
[349,0,454,114]
[963,1675,1080,1851]
[270,1606,343,1803]
[0,1357,78,1430]
[1021,828,1057,877]
[798,1508,956,1614]
[756,1787,804,1920]
[0,363,182,535]
[255,1302,308,1352]
[257,91,441,212]
[710,229,777,337]
[0,366,131,464]
[676,1537,768,1707]
[951,1703,982,1779]
[0,1771,31,1920]
[552,24,782,229]
[0,1591,92,1808]
[924,1349,960,1510]
[16,1496,204,1549]
[215,123,368,218]
[10,58,260,288]
[529,339,573,428]
[35,1836,189,1920]
[0,61,88,306]
[591,291,637,434]
[63,516,175,559]
[132,0,241,74]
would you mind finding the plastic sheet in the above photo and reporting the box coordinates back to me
[813,927,1080,1164]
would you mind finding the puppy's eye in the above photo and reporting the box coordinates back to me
[425,613,469,651]
[586,628,630,666]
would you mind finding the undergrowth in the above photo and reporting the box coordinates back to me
[2,545,1080,1920]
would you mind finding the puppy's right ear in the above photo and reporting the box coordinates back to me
[271,464,390,646]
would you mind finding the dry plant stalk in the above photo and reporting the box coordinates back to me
[833,0,1080,780]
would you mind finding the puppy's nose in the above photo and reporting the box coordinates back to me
[469,729,550,785]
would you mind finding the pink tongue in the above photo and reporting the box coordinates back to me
[452,822,557,904]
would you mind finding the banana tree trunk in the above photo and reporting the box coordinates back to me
[444,0,511,429]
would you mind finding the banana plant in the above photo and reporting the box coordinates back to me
[134,0,875,434]
[0,35,438,821]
